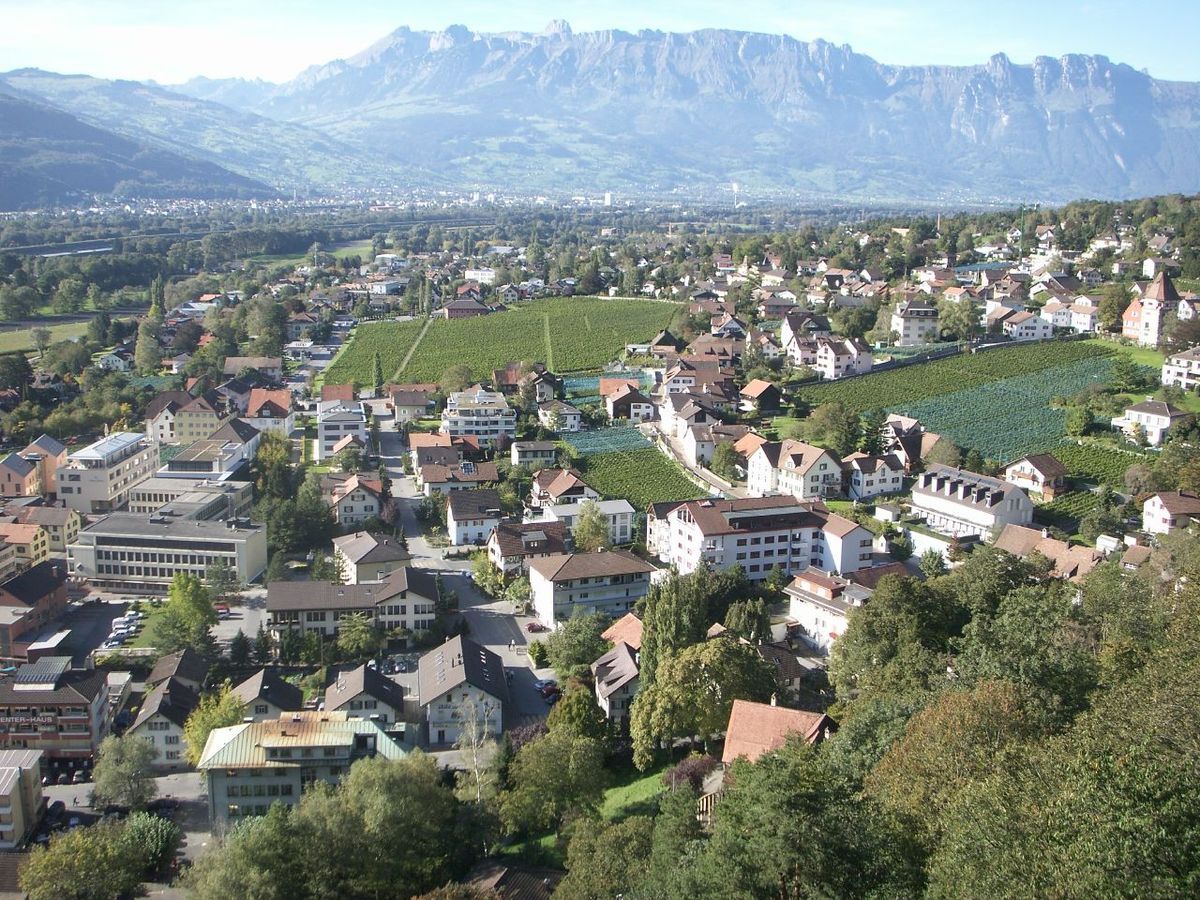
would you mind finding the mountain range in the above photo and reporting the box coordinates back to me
[3,22,1200,208]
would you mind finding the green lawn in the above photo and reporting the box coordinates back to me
[601,765,667,821]
[331,239,376,261]
[128,602,170,649]
[0,321,91,354]
[1083,338,1164,369]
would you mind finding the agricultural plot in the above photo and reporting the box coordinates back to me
[397,297,676,383]
[563,426,651,457]
[799,340,1112,412]
[581,447,705,510]
[889,356,1115,462]
[1033,491,1101,536]
[1052,442,1149,489]
[323,320,425,386]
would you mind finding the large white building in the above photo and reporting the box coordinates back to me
[440,388,517,450]
[784,568,874,654]
[528,551,656,627]
[890,301,940,346]
[746,440,843,500]
[648,496,873,581]
[909,465,1034,539]
[68,514,268,591]
[57,433,156,515]
[1162,346,1200,391]
[532,499,635,545]
[316,403,368,462]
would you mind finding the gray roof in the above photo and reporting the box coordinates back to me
[325,664,405,713]
[418,635,509,707]
[447,489,503,520]
[132,677,200,731]
[591,641,639,700]
[26,434,65,456]
[230,668,304,713]
[209,418,260,444]
[147,648,210,688]
[81,513,263,541]
[0,453,33,477]
[331,531,411,565]
[266,567,437,613]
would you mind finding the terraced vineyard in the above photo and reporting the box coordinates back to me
[323,319,425,386]
[890,356,1115,461]
[324,297,677,386]
[580,448,705,510]
[799,340,1112,412]
[1033,491,1102,535]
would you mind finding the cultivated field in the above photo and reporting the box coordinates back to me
[1052,442,1150,489]
[580,447,704,510]
[325,297,677,386]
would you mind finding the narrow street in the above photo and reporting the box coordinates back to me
[378,429,555,730]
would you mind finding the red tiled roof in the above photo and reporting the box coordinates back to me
[721,700,834,764]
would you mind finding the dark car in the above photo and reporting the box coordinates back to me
[46,800,65,823]
[540,684,562,699]
[524,622,547,633]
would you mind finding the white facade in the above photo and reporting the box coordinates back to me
[316,403,368,462]
[842,454,904,501]
[890,303,940,346]
[440,388,517,449]
[1162,347,1200,391]
[1142,492,1200,536]
[909,465,1034,539]
[57,433,157,515]
[746,441,843,500]
[528,551,656,627]
[533,499,635,545]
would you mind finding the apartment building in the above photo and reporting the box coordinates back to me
[0,562,69,662]
[0,523,49,573]
[649,496,873,581]
[325,664,406,726]
[841,453,905,501]
[0,454,40,498]
[446,490,504,546]
[746,440,843,500]
[418,635,508,745]
[784,568,874,654]
[533,499,635,546]
[890,300,940,346]
[265,566,439,647]
[21,434,67,494]
[0,750,43,849]
[57,433,157,515]
[814,337,873,380]
[331,531,410,584]
[321,473,385,527]
[440,387,517,450]
[1161,345,1200,391]
[316,403,369,462]
[528,551,657,627]
[3,503,81,554]
[126,677,200,770]
[486,520,569,574]
[0,657,110,760]
[910,465,1034,539]
[68,514,268,591]
[197,712,405,828]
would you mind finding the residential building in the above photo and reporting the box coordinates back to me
[491,364,560,405]
[605,385,655,423]
[446,490,504,546]
[144,390,197,445]
[993,525,1103,582]
[172,393,236,445]
[157,431,258,481]
[738,379,782,414]
[332,531,409,584]
[21,435,67,494]
[197,712,406,828]
[910,465,1034,539]
[746,440,843,500]
[814,337,873,380]
[528,551,656,627]
[146,648,210,693]
[230,669,304,722]
[245,389,296,435]
[1001,310,1054,341]
[4,504,81,555]
[1113,399,1188,446]
[316,403,369,462]
[388,388,437,425]
[0,562,69,661]
[721,700,836,764]
[785,568,873,654]
[418,461,499,496]
[533,499,635,545]
[683,423,754,467]
[325,664,406,726]
[890,301,940,346]
[58,433,157,515]
[440,388,517,450]
[510,441,558,468]
[265,567,439,647]
[418,636,508,745]
[650,496,872,581]
[601,612,644,650]
[538,400,583,433]
[126,677,199,770]
[222,357,283,381]
[0,657,110,760]
[0,454,39,498]
[1162,346,1200,391]
[591,641,639,728]
[0,750,44,849]
[529,469,599,509]
[1003,454,1068,500]
[68,514,268,591]
[0,524,48,573]
[1122,272,1180,347]
[1142,491,1200,536]
[486,521,569,574]
[321,474,385,527]
[841,453,905,501]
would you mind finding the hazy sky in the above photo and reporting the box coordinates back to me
[2,0,1197,84]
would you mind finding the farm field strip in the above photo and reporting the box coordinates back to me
[323,319,425,386]
[394,316,434,378]
[799,340,1112,412]
[1052,442,1151,489]
[889,356,1115,461]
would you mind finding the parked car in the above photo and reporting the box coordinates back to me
[544,692,561,705]
[72,770,90,784]
[533,679,557,691]
[539,684,562,699]
[524,622,548,633]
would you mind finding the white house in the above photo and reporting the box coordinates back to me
[841,453,905,501]
[418,636,508,745]
[533,498,635,545]
[440,387,517,450]
[909,465,1034,539]
[316,402,368,462]
[446,489,504,546]
[324,664,406,726]
[511,441,559,468]
[1112,399,1189,446]
[1162,346,1200,391]
[538,400,583,433]
[1142,491,1200,536]
[125,677,199,771]
[1001,311,1054,341]
[1003,454,1067,500]
[229,668,304,722]
[591,641,639,727]
[814,337,873,380]
[890,301,940,346]
[747,440,843,500]
[528,550,656,628]
[784,568,874,654]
